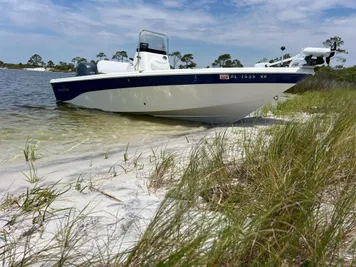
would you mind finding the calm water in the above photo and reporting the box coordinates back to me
[0,69,206,165]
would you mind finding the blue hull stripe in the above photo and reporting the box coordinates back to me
[51,73,310,101]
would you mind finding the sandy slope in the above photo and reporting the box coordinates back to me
[0,117,280,262]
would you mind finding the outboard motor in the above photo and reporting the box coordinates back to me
[76,62,98,76]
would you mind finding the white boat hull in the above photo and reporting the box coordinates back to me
[51,67,313,123]
[66,83,294,123]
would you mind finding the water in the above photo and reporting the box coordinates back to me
[0,69,206,166]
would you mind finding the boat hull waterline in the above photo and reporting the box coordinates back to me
[51,69,311,123]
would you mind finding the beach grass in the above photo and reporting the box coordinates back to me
[104,148,110,159]
[124,88,356,266]
[286,66,356,94]
[260,88,356,117]
[22,161,41,184]
[148,148,176,191]
[23,137,39,162]
[1,87,355,266]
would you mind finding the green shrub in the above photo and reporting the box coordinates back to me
[287,66,356,94]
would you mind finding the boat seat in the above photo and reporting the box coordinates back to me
[97,60,130,74]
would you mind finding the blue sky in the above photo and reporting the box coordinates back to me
[0,0,355,67]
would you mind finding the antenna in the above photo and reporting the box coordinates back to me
[280,46,286,67]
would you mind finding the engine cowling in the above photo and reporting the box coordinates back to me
[76,62,98,76]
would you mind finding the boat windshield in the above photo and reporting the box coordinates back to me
[138,31,168,55]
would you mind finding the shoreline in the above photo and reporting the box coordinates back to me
[0,116,209,169]
[0,67,74,73]
[0,117,268,193]
[0,117,272,256]
[24,67,48,72]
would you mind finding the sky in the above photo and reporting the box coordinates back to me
[0,0,356,67]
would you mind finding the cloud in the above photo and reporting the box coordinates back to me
[161,0,184,8]
[0,0,355,66]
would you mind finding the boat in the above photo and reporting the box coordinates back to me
[50,30,335,124]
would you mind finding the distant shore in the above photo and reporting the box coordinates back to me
[24,67,48,72]
[0,64,75,73]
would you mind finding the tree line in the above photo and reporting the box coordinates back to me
[0,51,130,72]
[168,52,243,69]
[0,51,243,71]
[0,36,348,71]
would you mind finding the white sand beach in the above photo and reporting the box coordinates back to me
[24,67,49,72]
[0,117,280,262]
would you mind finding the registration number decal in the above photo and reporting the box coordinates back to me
[219,74,230,80]
[220,74,268,80]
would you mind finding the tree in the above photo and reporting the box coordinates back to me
[112,51,128,62]
[71,57,82,66]
[47,60,55,68]
[104,58,109,61]
[58,61,67,67]
[56,61,67,71]
[179,54,196,69]
[257,57,268,63]
[96,52,106,61]
[90,60,97,65]
[0,61,4,67]
[77,58,87,63]
[168,51,182,69]
[230,59,243,67]
[323,36,348,64]
[212,54,243,68]
[55,61,75,72]
[27,54,43,67]
[212,54,231,67]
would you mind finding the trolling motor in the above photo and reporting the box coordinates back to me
[288,41,337,68]
[254,41,337,68]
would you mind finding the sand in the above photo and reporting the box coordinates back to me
[0,117,282,263]
[24,67,49,72]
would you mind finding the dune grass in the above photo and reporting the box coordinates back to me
[286,66,356,94]
[22,161,41,184]
[1,88,355,266]
[261,88,356,117]
[148,149,176,191]
[124,88,356,266]
[23,137,39,163]
[0,180,127,266]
